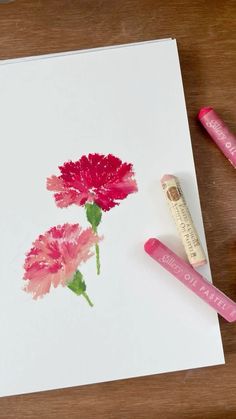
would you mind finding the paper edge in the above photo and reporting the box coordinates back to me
[173,39,225,359]
[0,356,225,398]
[0,38,173,65]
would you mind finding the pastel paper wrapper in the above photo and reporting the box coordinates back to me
[198,107,236,169]
[145,238,236,323]
[161,175,206,267]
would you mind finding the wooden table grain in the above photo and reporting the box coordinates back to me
[0,1,235,418]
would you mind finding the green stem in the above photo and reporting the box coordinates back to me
[85,203,102,276]
[95,242,100,275]
[82,291,94,307]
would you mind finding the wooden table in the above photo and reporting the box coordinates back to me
[0,1,235,418]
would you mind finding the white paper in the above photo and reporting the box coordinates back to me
[0,39,224,397]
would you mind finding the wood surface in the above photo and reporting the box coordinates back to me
[0,1,235,418]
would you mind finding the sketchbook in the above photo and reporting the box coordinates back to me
[0,39,224,397]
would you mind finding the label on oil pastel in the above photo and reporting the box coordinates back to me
[155,244,236,321]
[201,109,236,168]
[162,177,206,266]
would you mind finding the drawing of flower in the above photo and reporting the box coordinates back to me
[23,223,100,306]
[47,153,138,275]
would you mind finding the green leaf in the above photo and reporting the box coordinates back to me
[67,270,86,296]
[67,271,94,307]
[85,203,102,232]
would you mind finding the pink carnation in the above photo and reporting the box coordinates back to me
[23,223,99,299]
[47,153,138,211]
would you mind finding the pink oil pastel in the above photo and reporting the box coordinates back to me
[144,238,236,322]
[23,223,99,300]
[198,107,236,169]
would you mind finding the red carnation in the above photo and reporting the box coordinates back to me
[47,153,138,212]
[47,153,138,274]
[23,223,100,305]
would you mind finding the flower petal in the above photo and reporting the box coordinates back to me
[47,154,138,211]
[23,224,100,299]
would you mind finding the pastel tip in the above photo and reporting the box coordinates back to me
[192,259,207,268]
[198,107,213,120]
[161,174,175,183]
[144,238,159,255]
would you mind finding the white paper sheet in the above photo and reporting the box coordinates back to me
[0,39,224,397]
